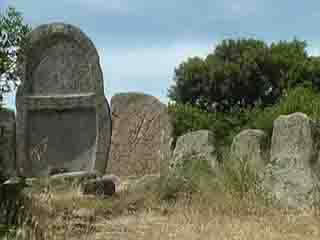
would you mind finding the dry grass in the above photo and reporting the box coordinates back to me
[3,151,320,240]
[3,173,320,240]
[94,200,320,240]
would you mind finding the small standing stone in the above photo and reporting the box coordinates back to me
[263,112,319,208]
[229,129,269,174]
[171,130,217,171]
[107,92,173,177]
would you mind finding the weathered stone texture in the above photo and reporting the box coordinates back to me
[263,112,319,208]
[170,130,217,171]
[127,174,160,192]
[0,109,15,177]
[107,92,172,177]
[49,170,101,182]
[16,22,111,177]
[230,129,269,174]
[159,124,173,179]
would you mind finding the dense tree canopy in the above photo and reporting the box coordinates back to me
[168,38,320,113]
[0,6,31,104]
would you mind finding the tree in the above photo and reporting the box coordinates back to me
[168,57,210,110]
[0,6,31,104]
[206,38,271,112]
[168,38,320,113]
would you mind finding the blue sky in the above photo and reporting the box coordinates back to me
[2,0,320,110]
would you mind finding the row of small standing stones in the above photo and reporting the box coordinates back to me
[170,112,320,209]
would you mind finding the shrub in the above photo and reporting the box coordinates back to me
[168,85,320,173]
[167,102,253,159]
[246,85,320,136]
[159,152,219,202]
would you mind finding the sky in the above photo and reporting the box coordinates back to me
[2,0,320,110]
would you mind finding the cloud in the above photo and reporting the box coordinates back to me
[69,0,132,14]
[220,0,261,18]
[307,46,320,56]
[3,0,320,109]
[101,41,214,103]
[2,40,213,109]
[7,0,268,47]
[2,91,15,110]
[0,0,8,11]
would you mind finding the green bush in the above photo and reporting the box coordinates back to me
[159,152,219,201]
[167,102,253,158]
[167,102,212,137]
[158,149,267,203]
[168,102,213,149]
[168,85,320,168]
[246,86,320,136]
[220,155,262,199]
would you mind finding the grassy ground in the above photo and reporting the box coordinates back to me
[3,160,320,240]
[4,86,320,239]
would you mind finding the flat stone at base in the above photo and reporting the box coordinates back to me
[50,171,101,180]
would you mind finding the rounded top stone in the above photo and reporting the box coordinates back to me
[110,92,166,109]
[19,22,104,95]
[25,22,99,59]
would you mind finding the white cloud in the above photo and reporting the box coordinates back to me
[69,0,132,14]
[219,0,262,18]
[0,0,9,11]
[2,91,15,110]
[307,46,320,56]
[99,41,214,103]
[2,41,214,109]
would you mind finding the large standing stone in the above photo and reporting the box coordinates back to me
[263,112,319,208]
[106,92,173,177]
[170,130,217,171]
[229,129,269,174]
[16,23,111,177]
[0,109,15,177]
